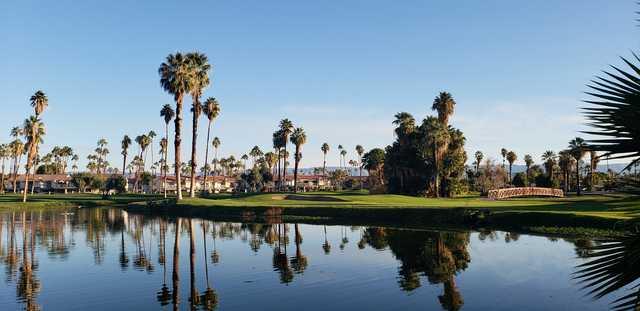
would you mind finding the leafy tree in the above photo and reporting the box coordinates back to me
[106,174,127,193]
[363,148,385,191]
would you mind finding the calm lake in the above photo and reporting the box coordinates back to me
[0,208,617,310]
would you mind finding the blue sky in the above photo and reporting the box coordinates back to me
[0,0,637,170]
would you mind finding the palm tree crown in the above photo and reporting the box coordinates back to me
[431,92,456,125]
[29,90,48,117]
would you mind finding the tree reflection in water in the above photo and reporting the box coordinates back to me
[363,227,470,311]
[1,208,618,311]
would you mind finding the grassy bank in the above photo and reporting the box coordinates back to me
[0,193,161,209]
[174,191,640,220]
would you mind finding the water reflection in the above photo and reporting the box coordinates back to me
[0,208,615,310]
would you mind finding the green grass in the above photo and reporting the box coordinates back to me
[0,193,161,209]
[176,191,640,220]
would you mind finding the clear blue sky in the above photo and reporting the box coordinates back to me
[0,0,637,170]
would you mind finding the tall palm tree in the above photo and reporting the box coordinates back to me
[425,116,449,197]
[159,52,192,200]
[22,116,45,202]
[524,154,533,184]
[337,144,344,168]
[202,98,220,193]
[355,145,364,189]
[148,130,157,174]
[264,152,277,176]
[29,90,48,118]
[0,144,8,193]
[568,137,587,195]
[290,128,307,193]
[500,148,508,169]
[506,151,517,184]
[558,150,573,193]
[160,104,175,197]
[279,119,294,190]
[541,150,557,181]
[186,52,211,198]
[121,135,132,178]
[474,151,483,173]
[212,137,221,176]
[589,150,599,191]
[321,143,330,176]
[159,138,169,195]
[340,150,347,172]
[10,128,24,193]
[431,91,456,126]
[249,146,263,168]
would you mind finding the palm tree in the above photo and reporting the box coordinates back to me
[159,52,192,200]
[500,148,508,169]
[96,138,109,175]
[160,104,175,194]
[568,137,587,195]
[212,137,221,176]
[431,91,456,126]
[589,150,599,191]
[22,116,46,202]
[202,97,220,193]
[506,151,517,184]
[186,52,211,198]
[355,145,364,189]
[524,154,533,184]
[264,152,277,176]
[240,154,249,172]
[558,150,573,193]
[0,144,8,193]
[279,119,294,190]
[541,151,557,181]
[148,130,157,174]
[249,146,263,168]
[159,138,168,196]
[474,151,483,173]
[135,134,151,193]
[337,144,344,168]
[121,135,132,179]
[29,90,48,118]
[321,143,330,176]
[9,138,24,193]
[425,116,449,197]
[290,128,307,193]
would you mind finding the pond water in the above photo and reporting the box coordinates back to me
[0,208,617,310]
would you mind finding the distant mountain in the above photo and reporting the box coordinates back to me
[504,163,633,174]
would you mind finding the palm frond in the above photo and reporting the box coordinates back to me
[574,235,640,311]
[582,55,640,170]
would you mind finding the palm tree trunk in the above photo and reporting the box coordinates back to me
[164,123,169,199]
[172,218,181,310]
[293,146,300,193]
[203,120,212,194]
[213,147,218,176]
[189,106,199,198]
[1,157,5,193]
[323,153,326,176]
[576,162,581,196]
[283,142,288,192]
[174,96,184,200]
